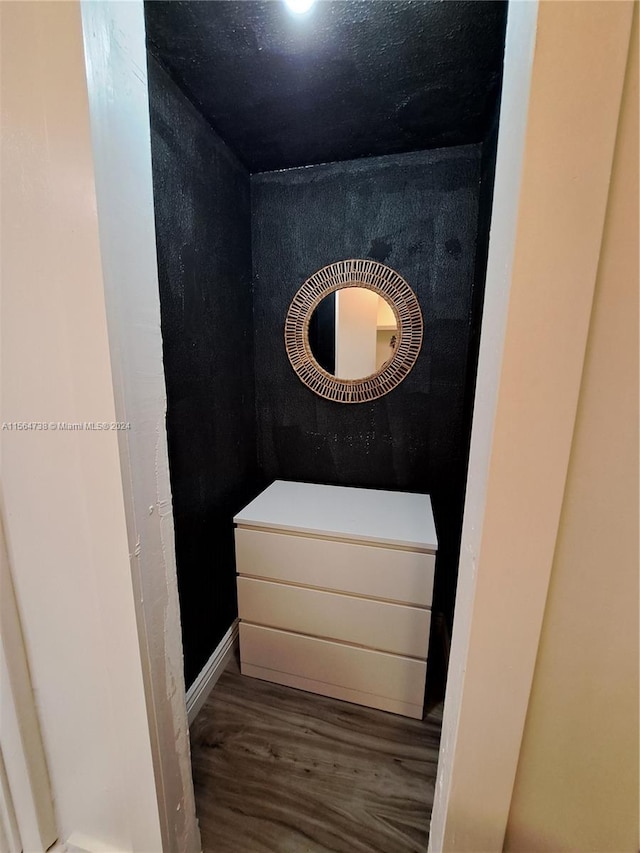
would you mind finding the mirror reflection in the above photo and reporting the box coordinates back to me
[308,288,399,380]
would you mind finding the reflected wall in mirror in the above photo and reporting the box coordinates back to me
[308,289,399,380]
[285,259,423,404]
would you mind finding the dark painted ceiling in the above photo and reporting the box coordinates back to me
[145,0,507,174]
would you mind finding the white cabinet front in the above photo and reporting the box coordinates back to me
[238,576,431,658]
[234,481,437,719]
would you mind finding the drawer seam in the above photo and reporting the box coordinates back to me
[235,523,437,554]
[237,573,433,609]
[239,619,429,662]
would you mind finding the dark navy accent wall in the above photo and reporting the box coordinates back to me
[251,147,481,623]
[147,55,259,687]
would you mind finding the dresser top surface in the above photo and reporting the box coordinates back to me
[234,481,437,551]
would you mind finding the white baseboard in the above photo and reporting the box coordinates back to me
[65,832,124,853]
[186,619,239,725]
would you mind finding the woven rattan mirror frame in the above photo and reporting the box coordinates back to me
[285,259,423,403]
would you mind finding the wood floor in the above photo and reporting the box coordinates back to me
[190,654,443,853]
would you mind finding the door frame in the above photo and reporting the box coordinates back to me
[428,2,634,849]
[0,516,57,853]
[79,1,635,850]
[80,2,200,851]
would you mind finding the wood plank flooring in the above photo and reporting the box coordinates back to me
[190,655,442,853]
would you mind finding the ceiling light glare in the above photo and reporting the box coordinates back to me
[284,0,315,15]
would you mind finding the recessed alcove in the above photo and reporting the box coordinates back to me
[3,1,635,848]
[143,0,507,713]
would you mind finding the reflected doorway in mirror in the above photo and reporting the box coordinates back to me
[308,288,400,381]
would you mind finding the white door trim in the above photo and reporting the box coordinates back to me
[0,516,57,852]
[80,3,200,851]
[428,2,635,850]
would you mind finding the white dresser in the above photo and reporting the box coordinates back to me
[234,480,437,719]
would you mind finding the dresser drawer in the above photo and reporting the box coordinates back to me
[235,527,435,607]
[238,576,430,658]
[239,623,426,719]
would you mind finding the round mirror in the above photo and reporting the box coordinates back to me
[308,289,399,380]
[285,259,422,404]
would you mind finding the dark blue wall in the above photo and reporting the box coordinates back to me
[148,52,492,685]
[148,56,259,687]
[251,147,481,623]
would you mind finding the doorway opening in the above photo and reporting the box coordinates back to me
[142,2,507,849]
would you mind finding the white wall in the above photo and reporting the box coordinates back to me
[429,2,635,850]
[505,10,638,849]
[0,3,169,849]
